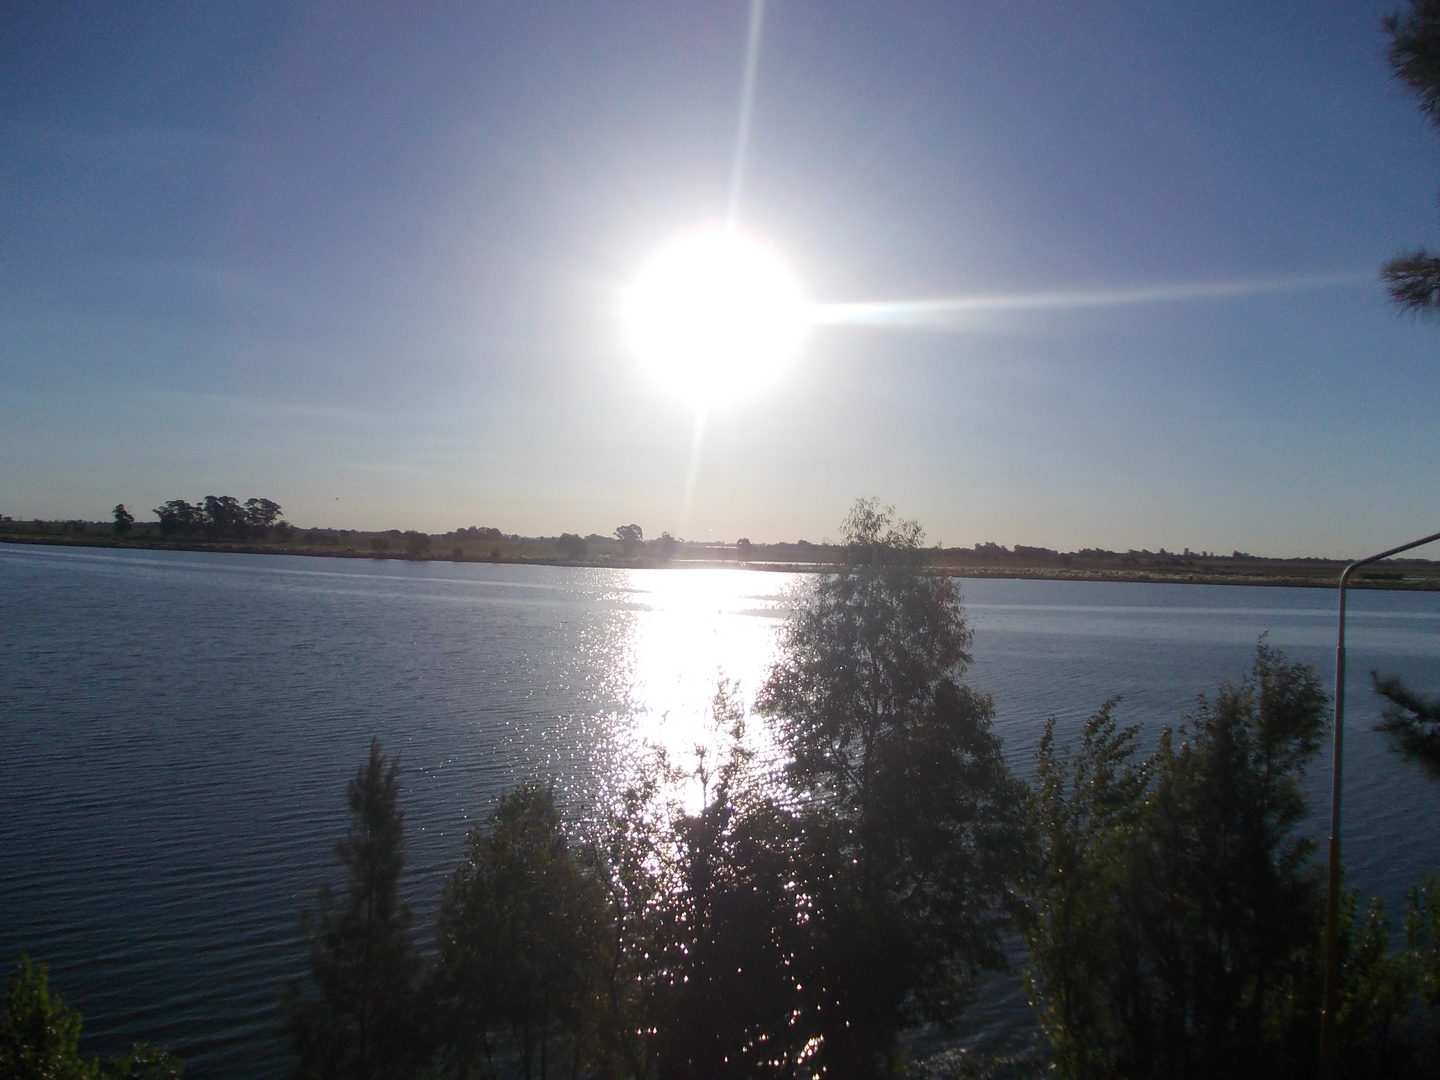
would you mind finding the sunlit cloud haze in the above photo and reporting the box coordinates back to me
[2,2,1437,557]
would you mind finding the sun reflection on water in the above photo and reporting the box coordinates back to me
[611,568,796,812]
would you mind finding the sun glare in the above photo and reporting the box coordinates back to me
[624,227,807,408]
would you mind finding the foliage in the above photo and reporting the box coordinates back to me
[403,531,432,557]
[152,500,204,538]
[758,498,1029,1077]
[0,955,182,1079]
[150,495,283,539]
[433,784,610,1080]
[1383,1,1440,313]
[1021,642,1428,1079]
[282,739,424,1080]
[555,533,588,561]
[596,686,820,1079]
[614,525,643,555]
[111,504,134,536]
[736,537,752,560]
[1372,671,1440,778]
[246,498,283,529]
[203,496,248,536]
[456,527,504,541]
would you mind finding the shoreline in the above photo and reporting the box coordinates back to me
[6,533,1438,591]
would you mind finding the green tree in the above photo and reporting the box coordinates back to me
[111,505,134,537]
[1026,642,1346,1079]
[403,531,432,558]
[1372,671,1440,777]
[0,955,182,1080]
[434,784,609,1080]
[758,499,1029,1077]
[1382,1,1440,312]
[282,740,423,1080]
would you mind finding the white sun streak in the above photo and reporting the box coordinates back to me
[725,0,766,230]
[809,270,1372,330]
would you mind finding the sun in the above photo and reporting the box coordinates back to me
[624,227,808,408]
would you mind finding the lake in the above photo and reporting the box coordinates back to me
[2,544,1438,1076]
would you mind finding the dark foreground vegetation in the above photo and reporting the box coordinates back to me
[263,505,1440,1080]
[6,499,1440,1079]
[1,956,181,1078]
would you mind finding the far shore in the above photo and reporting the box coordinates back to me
[5,524,1438,591]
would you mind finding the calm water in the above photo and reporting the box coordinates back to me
[2,545,1438,1075]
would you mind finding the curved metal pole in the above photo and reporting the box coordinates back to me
[1318,528,1440,1080]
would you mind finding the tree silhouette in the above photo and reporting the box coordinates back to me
[758,498,1028,1077]
[1026,643,1365,1078]
[614,525,643,556]
[1373,671,1440,778]
[434,784,608,1080]
[282,740,423,1080]
[153,500,203,538]
[202,495,248,537]
[1383,1,1440,312]
[245,498,282,530]
[112,504,134,537]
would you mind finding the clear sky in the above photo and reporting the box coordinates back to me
[2,1,1437,557]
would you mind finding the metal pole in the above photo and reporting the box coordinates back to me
[1318,528,1440,1080]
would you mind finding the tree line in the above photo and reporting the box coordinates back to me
[137,496,288,540]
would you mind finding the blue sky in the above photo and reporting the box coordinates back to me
[2,1,1437,556]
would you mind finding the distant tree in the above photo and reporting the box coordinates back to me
[758,498,1029,1076]
[370,537,389,556]
[282,740,424,1080]
[1383,1,1440,312]
[245,498,282,532]
[402,531,431,558]
[555,533,588,561]
[614,524,643,556]
[735,537,752,560]
[153,500,203,538]
[654,532,676,560]
[1373,671,1440,778]
[1,955,183,1079]
[434,784,609,1080]
[112,504,134,537]
[202,495,248,538]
